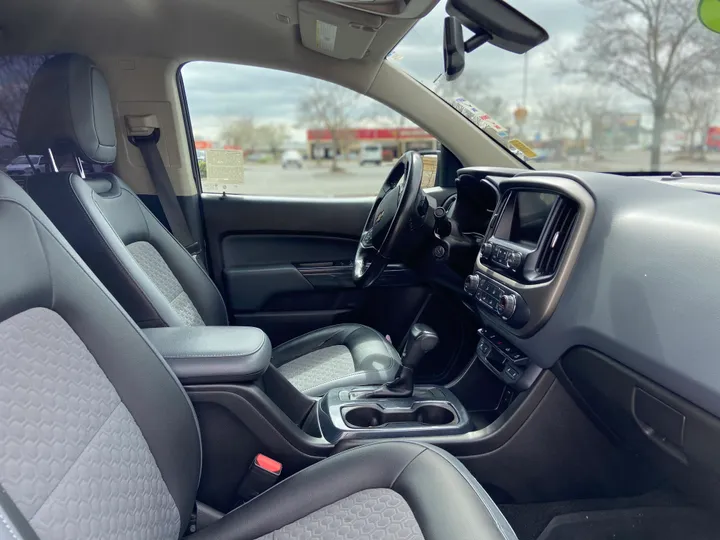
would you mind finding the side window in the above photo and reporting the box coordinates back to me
[180,61,439,197]
[0,56,49,181]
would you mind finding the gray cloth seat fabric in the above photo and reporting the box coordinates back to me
[273,323,401,396]
[18,53,400,396]
[0,169,518,540]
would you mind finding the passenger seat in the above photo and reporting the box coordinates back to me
[0,167,519,540]
[17,54,401,396]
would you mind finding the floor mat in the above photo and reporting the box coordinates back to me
[536,507,719,540]
[500,490,684,540]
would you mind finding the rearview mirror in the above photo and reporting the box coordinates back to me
[443,17,466,81]
[446,0,548,55]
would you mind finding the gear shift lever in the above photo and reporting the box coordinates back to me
[367,324,439,398]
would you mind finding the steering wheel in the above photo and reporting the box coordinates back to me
[353,151,425,287]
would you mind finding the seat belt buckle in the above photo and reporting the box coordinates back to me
[235,454,282,506]
[185,502,198,535]
[186,241,201,257]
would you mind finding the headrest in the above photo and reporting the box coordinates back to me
[18,54,117,165]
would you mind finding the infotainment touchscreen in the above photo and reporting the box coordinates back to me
[496,192,558,247]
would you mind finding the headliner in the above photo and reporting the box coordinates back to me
[0,0,431,92]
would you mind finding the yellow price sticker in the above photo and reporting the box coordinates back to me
[508,139,538,159]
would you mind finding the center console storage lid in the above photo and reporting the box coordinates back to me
[144,326,271,385]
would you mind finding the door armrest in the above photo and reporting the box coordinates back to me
[144,326,271,385]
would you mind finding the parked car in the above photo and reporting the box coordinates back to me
[5,154,46,175]
[281,150,303,168]
[359,144,382,165]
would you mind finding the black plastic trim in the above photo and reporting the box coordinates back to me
[561,347,720,475]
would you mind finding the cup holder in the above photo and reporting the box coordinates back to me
[343,404,456,429]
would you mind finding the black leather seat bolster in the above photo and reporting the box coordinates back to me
[24,171,228,328]
[192,441,516,540]
[272,323,401,371]
[0,173,201,533]
[143,326,271,385]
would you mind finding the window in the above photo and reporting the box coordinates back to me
[0,54,114,181]
[392,0,720,173]
[0,56,48,179]
[179,62,439,197]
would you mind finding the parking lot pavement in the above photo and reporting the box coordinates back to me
[201,153,720,199]
[535,150,720,173]
[201,162,394,198]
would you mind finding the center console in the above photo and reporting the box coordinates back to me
[465,189,578,328]
[461,178,592,338]
[457,176,594,390]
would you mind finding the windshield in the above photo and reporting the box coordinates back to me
[392,0,720,173]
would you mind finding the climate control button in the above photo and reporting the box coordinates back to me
[506,251,523,270]
[496,294,517,319]
[464,274,480,295]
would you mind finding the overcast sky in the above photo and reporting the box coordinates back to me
[181,0,612,142]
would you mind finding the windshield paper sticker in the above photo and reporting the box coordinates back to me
[508,139,537,159]
[448,96,539,159]
[449,97,509,139]
[204,148,245,194]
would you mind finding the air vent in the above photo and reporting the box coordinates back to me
[535,198,578,276]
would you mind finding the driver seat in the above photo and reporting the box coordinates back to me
[18,54,400,396]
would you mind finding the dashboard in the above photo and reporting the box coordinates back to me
[446,166,720,491]
[452,167,720,420]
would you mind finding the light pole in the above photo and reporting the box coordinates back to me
[514,53,529,138]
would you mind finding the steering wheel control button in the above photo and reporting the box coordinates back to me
[464,274,480,295]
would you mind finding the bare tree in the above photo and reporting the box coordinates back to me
[365,102,413,158]
[540,95,590,163]
[671,80,719,158]
[256,124,289,159]
[436,72,487,104]
[557,0,720,169]
[297,81,358,171]
[0,55,49,143]
[484,96,510,130]
[220,117,257,153]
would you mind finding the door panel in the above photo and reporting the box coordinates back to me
[222,234,357,267]
[202,194,429,346]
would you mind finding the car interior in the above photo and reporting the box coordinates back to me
[2,0,720,539]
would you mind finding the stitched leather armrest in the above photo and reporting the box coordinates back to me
[143,326,271,384]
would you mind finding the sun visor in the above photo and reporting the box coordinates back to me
[298,1,383,60]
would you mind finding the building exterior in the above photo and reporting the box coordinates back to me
[306,127,437,160]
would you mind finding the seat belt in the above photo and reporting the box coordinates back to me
[125,114,200,257]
